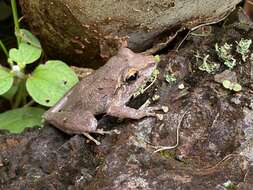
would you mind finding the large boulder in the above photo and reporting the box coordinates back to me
[19,0,241,67]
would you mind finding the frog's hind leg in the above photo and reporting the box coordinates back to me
[66,110,103,145]
[45,110,103,145]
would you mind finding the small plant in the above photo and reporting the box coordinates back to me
[154,55,161,63]
[0,0,78,133]
[223,180,235,190]
[222,80,242,92]
[164,73,177,84]
[149,67,160,82]
[215,38,252,69]
[215,43,236,69]
[195,52,220,74]
[133,68,160,97]
[236,38,252,62]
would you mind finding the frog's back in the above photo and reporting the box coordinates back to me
[62,48,129,114]
[63,69,120,115]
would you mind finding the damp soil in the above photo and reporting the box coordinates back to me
[0,9,253,190]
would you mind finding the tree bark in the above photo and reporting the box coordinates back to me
[19,0,241,68]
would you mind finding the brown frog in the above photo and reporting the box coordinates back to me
[43,48,160,144]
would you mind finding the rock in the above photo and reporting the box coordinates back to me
[19,0,240,67]
[214,70,238,84]
[1,7,253,190]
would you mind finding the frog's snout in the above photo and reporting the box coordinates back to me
[144,59,157,70]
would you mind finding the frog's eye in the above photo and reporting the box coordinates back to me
[126,71,138,83]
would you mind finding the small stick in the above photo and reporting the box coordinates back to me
[195,154,237,175]
[153,109,188,153]
[210,113,220,128]
[176,8,235,51]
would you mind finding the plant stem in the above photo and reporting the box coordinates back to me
[13,79,26,108]
[0,40,8,57]
[11,0,21,46]
[24,100,35,107]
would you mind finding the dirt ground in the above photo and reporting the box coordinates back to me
[0,8,253,190]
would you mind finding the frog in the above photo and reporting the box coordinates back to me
[43,48,160,144]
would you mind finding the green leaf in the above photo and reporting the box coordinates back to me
[215,43,237,69]
[19,29,41,48]
[1,84,18,101]
[26,60,78,107]
[9,42,42,67]
[232,83,242,92]
[0,107,45,133]
[0,67,14,95]
[222,80,232,89]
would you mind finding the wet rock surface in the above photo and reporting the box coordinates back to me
[1,9,253,190]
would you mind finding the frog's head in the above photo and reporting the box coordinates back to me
[116,48,159,102]
[117,48,158,83]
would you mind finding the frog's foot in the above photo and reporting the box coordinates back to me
[83,129,120,145]
[82,132,101,145]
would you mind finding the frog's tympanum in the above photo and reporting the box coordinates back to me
[43,48,159,143]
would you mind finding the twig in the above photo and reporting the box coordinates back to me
[195,154,237,175]
[24,100,35,107]
[152,109,189,153]
[210,113,220,128]
[176,8,235,51]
